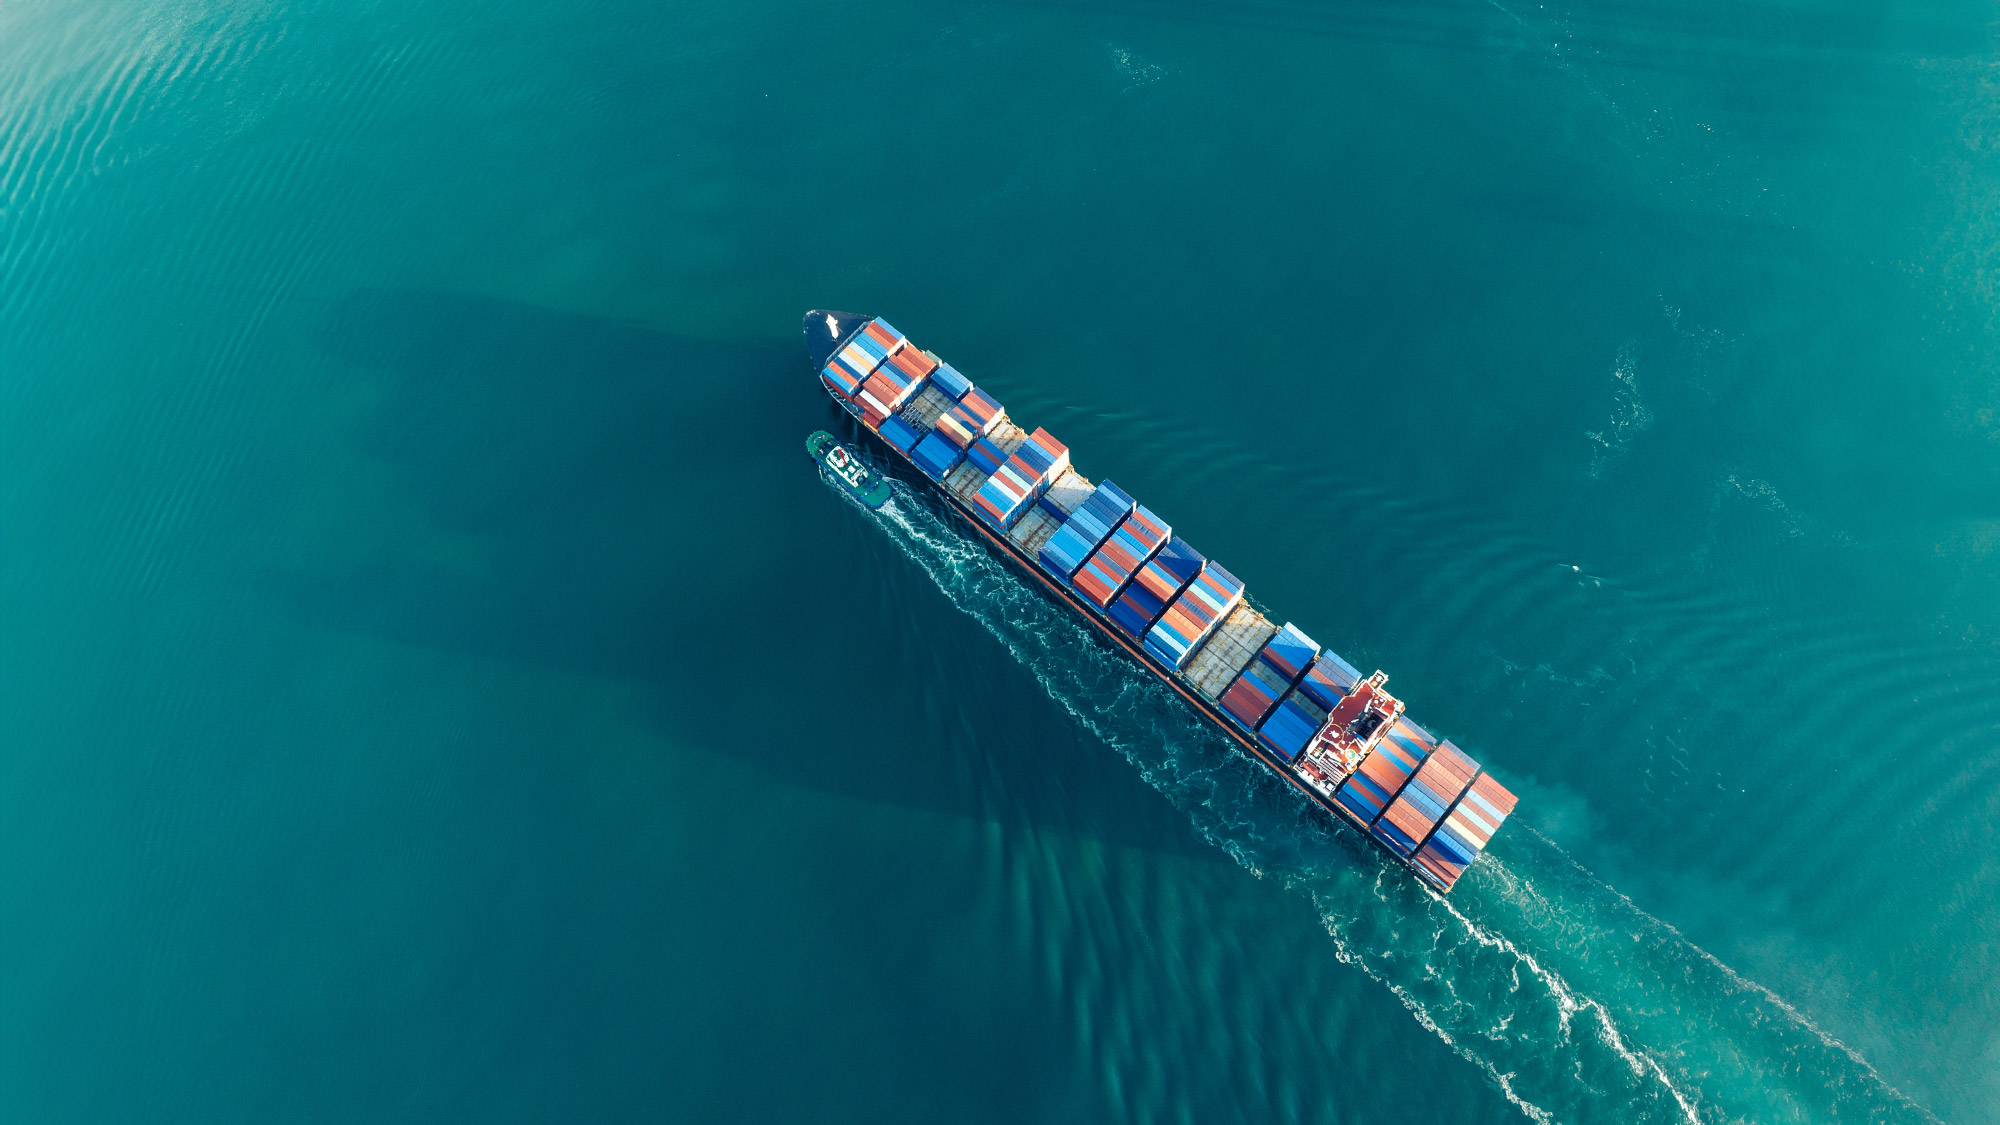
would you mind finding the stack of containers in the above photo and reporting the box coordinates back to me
[1415,773,1518,890]
[1038,481,1135,579]
[1380,718,1441,774]
[966,435,1010,475]
[1220,624,1318,731]
[877,414,922,453]
[1372,740,1478,858]
[973,428,1071,531]
[932,388,1004,449]
[1221,660,1292,731]
[854,343,933,429]
[911,385,1002,476]
[1294,651,1364,711]
[1072,506,1169,608]
[820,319,902,396]
[1109,537,1205,640]
[1334,718,1436,825]
[928,361,973,401]
[947,424,1023,503]
[1144,564,1245,668]
[1262,649,1367,761]
[882,341,938,389]
[911,432,964,481]
[860,319,905,356]
[1257,688,1330,763]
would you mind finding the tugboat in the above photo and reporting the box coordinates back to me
[806,430,893,510]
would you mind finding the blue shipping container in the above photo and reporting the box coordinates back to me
[1259,623,1320,683]
[1296,654,1358,711]
[930,362,972,400]
[911,431,964,480]
[878,415,921,454]
[1257,695,1330,762]
[967,437,1008,476]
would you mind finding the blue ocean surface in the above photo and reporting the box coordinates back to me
[4,1,1997,1121]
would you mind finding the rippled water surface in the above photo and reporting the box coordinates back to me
[4,1,1997,1121]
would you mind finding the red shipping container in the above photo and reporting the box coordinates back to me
[887,345,937,382]
[862,321,903,353]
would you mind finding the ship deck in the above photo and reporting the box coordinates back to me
[807,309,1516,892]
[823,385,1368,833]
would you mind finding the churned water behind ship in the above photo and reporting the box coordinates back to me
[3,1,1996,1122]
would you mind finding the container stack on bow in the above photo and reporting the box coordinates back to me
[820,318,903,397]
[858,333,935,439]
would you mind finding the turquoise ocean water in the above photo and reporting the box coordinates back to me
[4,1,1998,1121]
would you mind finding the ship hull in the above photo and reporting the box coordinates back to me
[804,310,1516,891]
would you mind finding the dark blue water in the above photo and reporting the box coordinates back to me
[5,1,1997,1121]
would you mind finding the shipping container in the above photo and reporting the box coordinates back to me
[807,308,1520,891]
[843,337,885,371]
[974,428,1071,531]
[1335,731,1429,825]
[857,369,913,416]
[1380,717,1441,769]
[967,436,1008,476]
[1143,562,1245,669]
[1037,480,1136,579]
[1072,505,1169,608]
[823,331,886,396]
[1415,773,1516,890]
[1295,652,1362,711]
[973,473,1032,530]
[911,431,967,482]
[1108,537,1205,639]
[1438,772,1516,852]
[1182,605,1278,700]
[822,364,863,398]
[1258,623,1319,684]
[854,385,893,430]
[848,330,891,370]
[878,414,921,454]
[860,318,905,356]
[1220,658,1293,730]
[1258,689,1332,763]
[881,362,929,409]
[1372,741,1477,857]
[934,388,1005,450]
[929,360,972,400]
[884,342,938,384]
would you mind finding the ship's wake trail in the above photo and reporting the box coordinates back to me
[844,472,1937,1125]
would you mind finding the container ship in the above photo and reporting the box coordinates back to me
[805,310,1517,892]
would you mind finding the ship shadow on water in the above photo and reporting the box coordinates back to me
[291,287,1217,861]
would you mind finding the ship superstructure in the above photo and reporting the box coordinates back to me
[805,311,1516,890]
